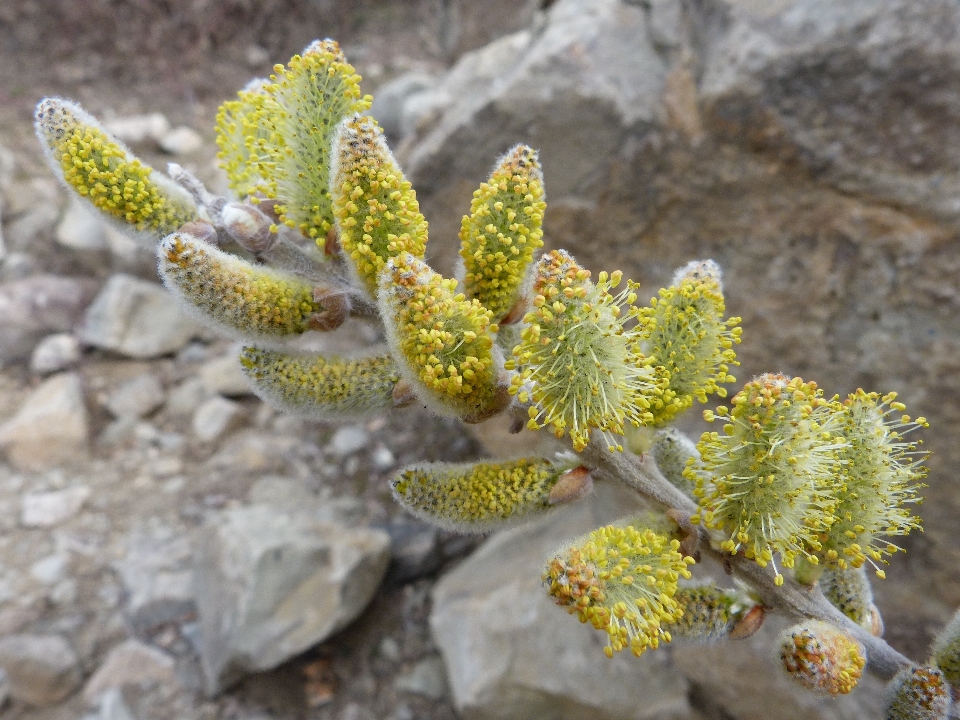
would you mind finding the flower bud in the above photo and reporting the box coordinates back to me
[239,347,400,418]
[886,666,950,720]
[777,621,865,696]
[458,144,545,322]
[35,97,197,243]
[221,202,275,253]
[392,456,584,532]
[931,609,960,690]
[159,232,326,341]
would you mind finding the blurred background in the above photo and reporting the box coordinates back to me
[0,1,959,719]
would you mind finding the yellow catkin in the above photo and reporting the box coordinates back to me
[687,374,845,584]
[818,389,927,572]
[35,98,197,239]
[159,233,320,339]
[379,252,505,421]
[392,457,569,532]
[544,524,694,658]
[332,116,428,298]
[215,39,371,241]
[506,250,658,451]
[240,347,400,418]
[632,260,741,426]
[458,144,545,321]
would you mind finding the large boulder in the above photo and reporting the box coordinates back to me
[193,504,391,694]
[431,481,694,720]
[406,0,960,663]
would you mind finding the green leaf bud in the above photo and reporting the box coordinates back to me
[777,621,866,696]
[159,232,329,340]
[458,144,545,321]
[506,250,659,452]
[239,346,401,419]
[332,115,428,298]
[35,98,198,242]
[819,389,927,574]
[886,666,951,720]
[688,374,846,585]
[379,252,507,422]
[392,456,586,532]
[544,524,695,658]
[632,259,741,425]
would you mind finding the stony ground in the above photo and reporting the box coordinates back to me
[0,3,519,719]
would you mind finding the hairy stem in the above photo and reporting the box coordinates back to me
[579,436,913,681]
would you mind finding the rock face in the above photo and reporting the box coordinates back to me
[407,0,960,662]
[0,372,89,471]
[80,274,205,358]
[430,481,693,720]
[193,505,391,694]
[0,633,81,707]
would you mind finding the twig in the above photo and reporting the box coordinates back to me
[579,436,913,681]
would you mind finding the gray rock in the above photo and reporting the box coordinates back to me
[29,553,69,585]
[83,639,176,703]
[55,196,108,252]
[165,377,212,417]
[193,504,390,693]
[200,352,252,397]
[192,396,245,443]
[102,224,156,274]
[21,486,91,528]
[386,519,441,583]
[104,373,165,420]
[30,332,81,374]
[97,687,136,720]
[407,0,666,202]
[159,126,203,155]
[430,481,693,720]
[0,373,89,471]
[0,633,81,707]
[103,113,170,145]
[4,202,59,248]
[369,72,438,141]
[327,425,370,458]
[394,656,449,701]
[81,274,205,359]
[0,275,97,363]
[114,523,195,633]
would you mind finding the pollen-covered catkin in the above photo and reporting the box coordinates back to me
[159,233,322,340]
[458,144,545,321]
[544,524,695,658]
[885,666,950,720]
[633,259,741,426]
[378,252,506,422]
[217,40,371,242]
[332,115,428,298]
[687,374,846,585]
[35,98,197,241]
[506,250,658,451]
[392,457,582,532]
[240,347,401,418]
[819,390,927,573]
